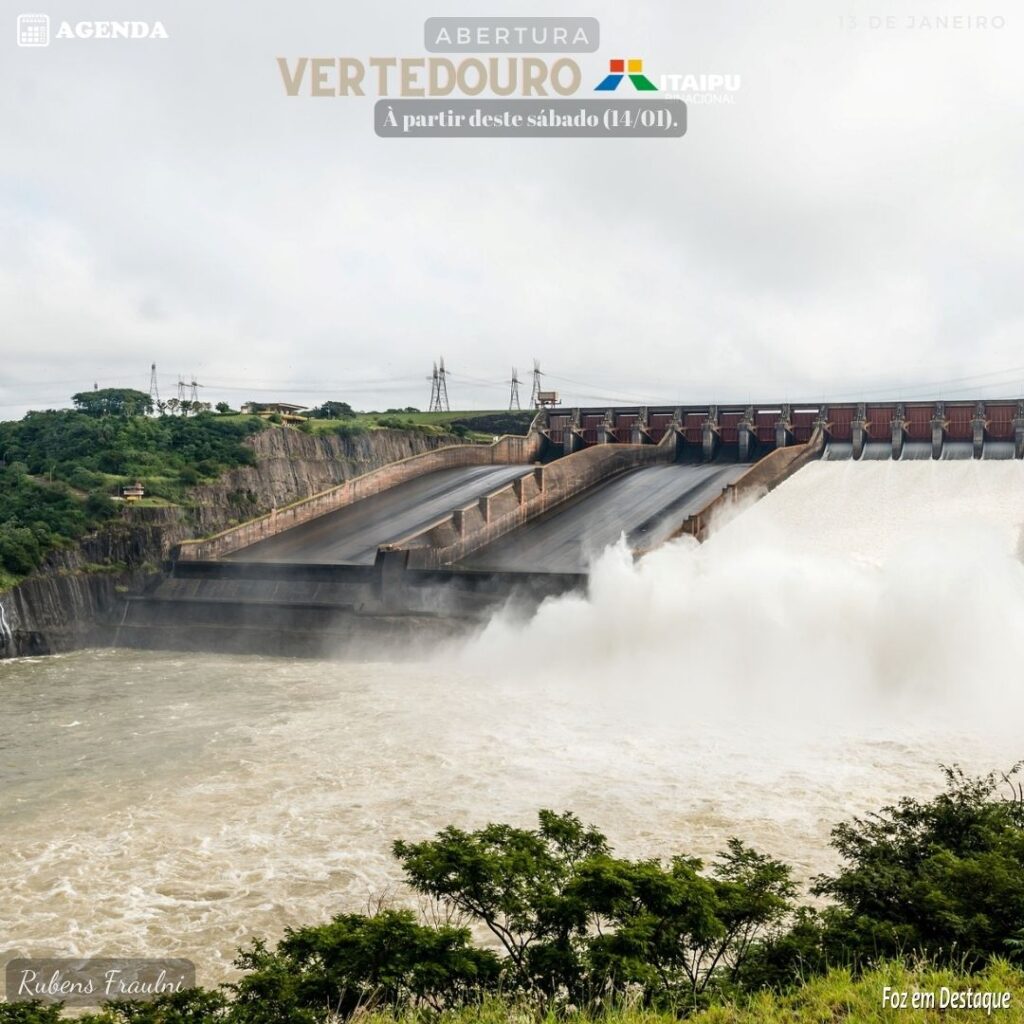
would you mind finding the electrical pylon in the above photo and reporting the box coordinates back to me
[508,367,522,411]
[435,357,450,412]
[427,362,439,411]
[530,360,543,408]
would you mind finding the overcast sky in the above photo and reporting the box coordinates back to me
[2,0,1022,417]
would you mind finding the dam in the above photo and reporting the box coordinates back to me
[97,397,1024,655]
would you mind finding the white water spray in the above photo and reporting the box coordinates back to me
[0,598,12,650]
[458,459,1024,735]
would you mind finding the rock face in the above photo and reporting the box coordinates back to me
[190,427,456,533]
[0,507,189,656]
[0,427,459,657]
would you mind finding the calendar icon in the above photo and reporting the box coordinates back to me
[17,13,50,47]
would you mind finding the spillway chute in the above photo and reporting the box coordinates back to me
[898,441,931,461]
[982,440,1015,460]
[940,441,974,460]
[822,441,853,460]
[858,441,891,461]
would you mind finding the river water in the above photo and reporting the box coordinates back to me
[2,460,1023,985]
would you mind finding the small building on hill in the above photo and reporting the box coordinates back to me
[241,402,308,423]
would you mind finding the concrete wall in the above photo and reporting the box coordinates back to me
[176,431,543,562]
[671,427,825,542]
[396,440,674,570]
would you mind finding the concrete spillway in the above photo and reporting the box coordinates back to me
[823,440,1019,461]
[462,463,749,573]
[228,465,531,565]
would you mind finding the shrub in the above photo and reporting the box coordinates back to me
[0,520,41,575]
[228,910,500,1020]
[307,401,356,420]
[332,422,366,440]
[84,492,118,522]
[67,467,105,492]
[809,764,1024,971]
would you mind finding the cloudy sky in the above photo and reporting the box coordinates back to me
[2,0,1022,417]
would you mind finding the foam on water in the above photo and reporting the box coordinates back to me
[1,459,1022,984]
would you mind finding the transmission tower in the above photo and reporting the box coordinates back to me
[508,367,522,411]
[530,360,543,407]
[436,357,450,412]
[148,363,160,409]
[176,376,187,404]
[427,357,452,413]
[427,362,439,412]
[189,377,203,405]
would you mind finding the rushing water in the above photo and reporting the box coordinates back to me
[2,460,1023,986]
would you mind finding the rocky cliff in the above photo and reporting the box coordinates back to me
[189,427,457,533]
[0,426,459,657]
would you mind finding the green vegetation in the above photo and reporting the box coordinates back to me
[304,409,534,443]
[6,963,1024,1024]
[0,409,263,497]
[0,406,264,581]
[4,767,1024,1023]
[71,388,153,418]
[0,465,115,578]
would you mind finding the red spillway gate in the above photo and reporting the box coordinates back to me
[988,403,1016,439]
[866,405,895,437]
[946,406,972,439]
[756,411,777,444]
[581,414,603,445]
[792,410,817,443]
[548,414,569,446]
[611,413,637,443]
[719,411,742,444]
[829,407,854,440]
[682,413,704,445]
[648,412,673,443]
[905,405,932,439]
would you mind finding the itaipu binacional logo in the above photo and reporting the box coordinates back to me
[595,58,657,91]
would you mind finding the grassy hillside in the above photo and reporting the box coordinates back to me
[353,963,1024,1023]
[304,409,535,442]
[5,962,1022,1023]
